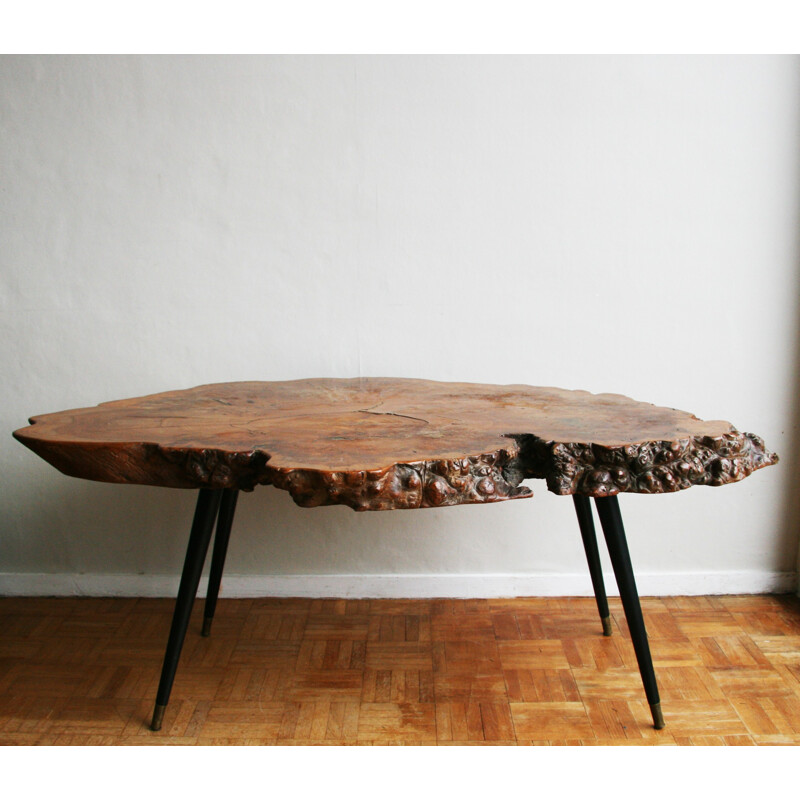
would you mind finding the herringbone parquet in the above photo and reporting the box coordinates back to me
[1,594,799,745]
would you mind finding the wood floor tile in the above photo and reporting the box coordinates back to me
[436,639,501,673]
[229,641,301,668]
[655,666,727,701]
[672,612,741,638]
[752,734,800,745]
[562,636,628,670]
[496,640,570,670]
[730,610,800,636]
[357,702,437,742]
[198,702,286,739]
[580,737,679,746]
[638,611,689,641]
[1,593,799,745]
[324,701,360,741]
[509,702,594,739]
[571,668,647,700]
[648,639,703,667]
[434,671,508,702]
[434,701,484,741]
[182,699,212,737]
[720,734,756,745]
[46,698,138,736]
[304,615,370,640]
[365,642,434,670]
[775,664,800,697]
[696,634,773,669]
[431,615,495,641]
[650,700,747,736]
[749,635,800,664]
[480,701,515,740]
[538,613,608,639]
[503,669,580,703]
[584,698,655,740]
[730,698,787,735]
[368,599,432,616]
[280,669,363,701]
[708,667,792,698]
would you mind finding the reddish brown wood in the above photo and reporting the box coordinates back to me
[2,593,800,744]
[13,378,777,510]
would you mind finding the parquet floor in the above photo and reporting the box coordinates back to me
[1,593,799,745]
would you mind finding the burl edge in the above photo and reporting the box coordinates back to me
[13,379,778,512]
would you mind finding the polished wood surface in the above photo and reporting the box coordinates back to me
[2,594,799,745]
[13,379,777,509]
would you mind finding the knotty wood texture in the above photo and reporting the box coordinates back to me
[1,594,799,745]
[13,379,777,509]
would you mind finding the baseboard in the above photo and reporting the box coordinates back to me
[0,570,796,598]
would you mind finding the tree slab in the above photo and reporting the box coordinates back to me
[13,378,778,511]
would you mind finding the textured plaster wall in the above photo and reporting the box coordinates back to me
[1,55,798,595]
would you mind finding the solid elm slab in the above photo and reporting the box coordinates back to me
[12,378,778,732]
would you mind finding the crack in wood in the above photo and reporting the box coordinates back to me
[358,409,429,424]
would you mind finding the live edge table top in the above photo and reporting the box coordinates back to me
[13,378,777,512]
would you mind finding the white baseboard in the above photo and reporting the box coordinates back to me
[0,570,796,598]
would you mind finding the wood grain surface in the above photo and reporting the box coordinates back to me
[13,378,777,509]
[1,594,799,745]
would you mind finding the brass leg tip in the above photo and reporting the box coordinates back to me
[201,618,212,637]
[650,702,665,730]
[150,704,166,731]
[601,616,613,637]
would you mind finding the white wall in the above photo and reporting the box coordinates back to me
[2,55,798,597]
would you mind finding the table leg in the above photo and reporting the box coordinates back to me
[201,489,239,637]
[594,495,665,730]
[572,495,612,636]
[150,488,222,732]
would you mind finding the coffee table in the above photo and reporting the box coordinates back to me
[13,378,778,732]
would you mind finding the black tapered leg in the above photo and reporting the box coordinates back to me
[572,495,612,636]
[201,489,239,637]
[150,488,222,731]
[594,495,664,729]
